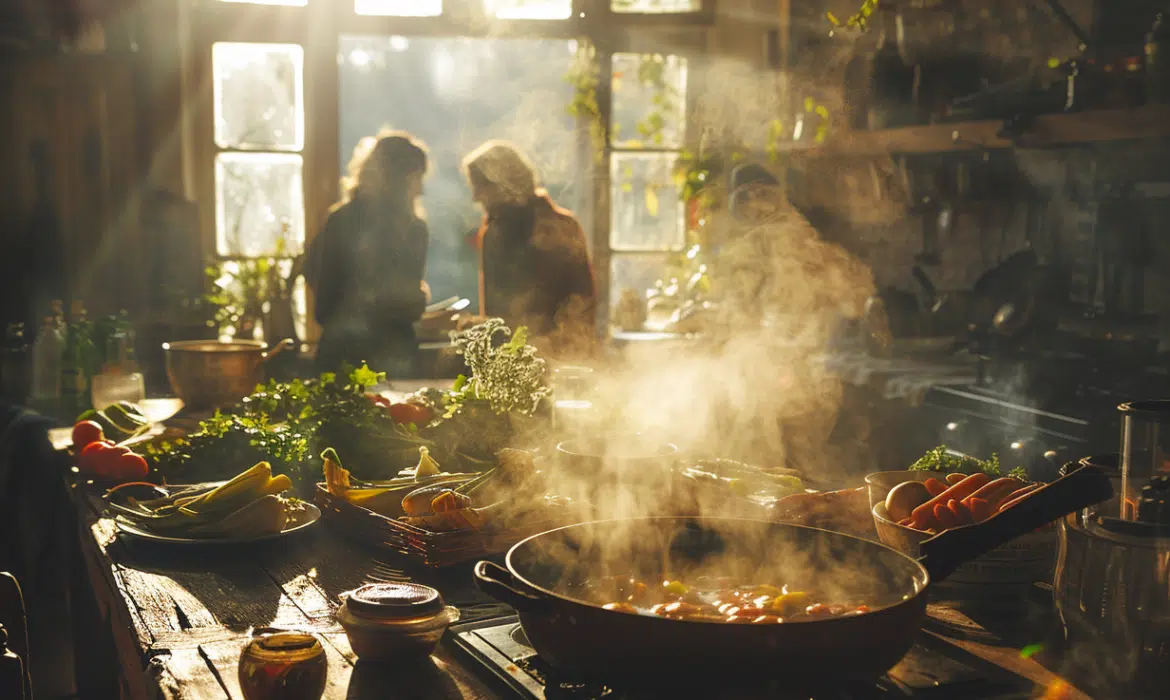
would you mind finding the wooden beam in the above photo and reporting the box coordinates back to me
[782,105,1170,157]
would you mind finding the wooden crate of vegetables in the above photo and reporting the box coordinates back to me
[869,447,1057,590]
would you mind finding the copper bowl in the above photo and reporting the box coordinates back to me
[162,339,293,411]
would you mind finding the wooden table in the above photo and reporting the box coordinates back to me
[56,384,1094,700]
[68,481,1098,700]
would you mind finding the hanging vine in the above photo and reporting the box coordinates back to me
[826,0,882,32]
[565,41,606,164]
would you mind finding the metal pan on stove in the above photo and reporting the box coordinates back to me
[475,465,1111,686]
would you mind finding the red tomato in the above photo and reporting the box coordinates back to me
[388,403,433,426]
[72,421,105,451]
[117,453,150,482]
[367,394,392,408]
[93,446,131,480]
[78,440,115,474]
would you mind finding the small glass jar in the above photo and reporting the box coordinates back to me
[238,629,327,700]
[336,583,460,660]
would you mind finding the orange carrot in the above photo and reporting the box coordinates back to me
[898,517,913,526]
[998,483,1044,512]
[923,478,947,497]
[948,499,973,526]
[945,473,966,485]
[933,503,958,530]
[965,496,992,522]
[910,472,991,528]
[967,477,1026,510]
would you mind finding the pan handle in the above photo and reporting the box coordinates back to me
[918,464,1113,582]
[473,561,551,614]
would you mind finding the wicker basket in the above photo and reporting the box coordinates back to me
[313,484,567,567]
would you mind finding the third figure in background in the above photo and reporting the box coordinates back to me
[462,141,597,357]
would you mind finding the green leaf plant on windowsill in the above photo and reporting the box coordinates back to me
[203,247,302,343]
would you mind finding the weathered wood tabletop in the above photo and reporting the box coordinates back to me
[71,482,511,700]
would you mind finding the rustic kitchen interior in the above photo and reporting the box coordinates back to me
[1,0,1169,698]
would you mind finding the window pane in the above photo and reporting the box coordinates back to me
[611,53,687,148]
[356,0,441,15]
[215,152,305,257]
[610,152,684,251]
[485,0,571,19]
[610,253,670,321]
[612,0,700,11]
[213,43,304,151]
[219,0,306,5]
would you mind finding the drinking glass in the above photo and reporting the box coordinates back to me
[90,372,146,410]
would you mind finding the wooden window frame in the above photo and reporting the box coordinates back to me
[191,0,713,340]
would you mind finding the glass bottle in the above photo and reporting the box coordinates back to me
[60,302,93,413]
[1,324,31,403]
[238,629,326,700]
[32,315,64,401]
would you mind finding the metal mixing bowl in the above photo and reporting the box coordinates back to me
[162,339,293,411]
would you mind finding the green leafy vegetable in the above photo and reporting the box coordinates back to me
[909,445,1029,481]
[146,363,431,488]
[445,318,551,417]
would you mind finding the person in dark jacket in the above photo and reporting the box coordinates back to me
[305,131,431,377]
[462,141,597,357]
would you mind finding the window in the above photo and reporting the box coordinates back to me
[219,0,306,5]
[203,0,707,345]
[211,41,308,339]
[356,0,442,16]
[607,52,688,327]
[486,0,572,19]
[613,0,701,12]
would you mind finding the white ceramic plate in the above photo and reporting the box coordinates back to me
[115,502,321,545]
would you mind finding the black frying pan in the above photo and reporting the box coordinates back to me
[475,465,1111,686]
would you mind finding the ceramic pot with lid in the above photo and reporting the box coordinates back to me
[337,583,459,660]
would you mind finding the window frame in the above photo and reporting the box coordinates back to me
[194,0,713,341]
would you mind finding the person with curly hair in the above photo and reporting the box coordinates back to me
[306,130,432,376]
[462,140,597,358]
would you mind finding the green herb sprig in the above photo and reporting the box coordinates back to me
[909,445,1029,481]
[445,319,551,417]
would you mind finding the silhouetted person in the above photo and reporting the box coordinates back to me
[462,141,596,357]
[306,131,431,377]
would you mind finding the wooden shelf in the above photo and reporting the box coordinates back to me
[782,105,1170,157]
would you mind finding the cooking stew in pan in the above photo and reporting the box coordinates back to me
[592,576,872,623]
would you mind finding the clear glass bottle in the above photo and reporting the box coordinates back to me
[1,324,31,402]
[32,315,63,401]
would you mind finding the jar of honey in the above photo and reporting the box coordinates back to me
[238,628,327,700]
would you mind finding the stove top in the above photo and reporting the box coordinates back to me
[447,616,1032,700]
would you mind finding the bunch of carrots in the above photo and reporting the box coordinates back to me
[899,473,1042,533]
